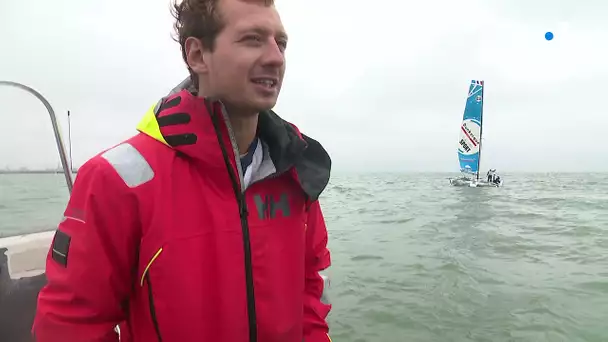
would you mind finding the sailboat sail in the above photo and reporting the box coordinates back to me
[457,80,484,177]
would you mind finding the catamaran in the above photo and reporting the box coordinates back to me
[449,80,502,188]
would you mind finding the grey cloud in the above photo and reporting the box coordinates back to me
[1,0,607,172]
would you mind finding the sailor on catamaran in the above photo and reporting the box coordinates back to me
[486,169,501,185]
[486,169,495,182]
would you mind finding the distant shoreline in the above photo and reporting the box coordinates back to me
[0,170,605,175]
[0,170,78,175]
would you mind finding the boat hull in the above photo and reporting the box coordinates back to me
[449,177,502,187]
[0,231,53,342]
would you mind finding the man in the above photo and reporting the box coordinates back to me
[492,170,501,185]
[486,169,494,183]
[32,0,333,341]
[494,174,501,185]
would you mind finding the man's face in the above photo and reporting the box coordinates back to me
[197,0,287,114]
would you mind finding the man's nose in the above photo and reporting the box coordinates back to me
[261,39,285,67]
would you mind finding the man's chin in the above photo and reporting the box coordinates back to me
[221,98,277,116]
[251,97,278,112]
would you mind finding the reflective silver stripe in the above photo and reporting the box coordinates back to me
[101,143,154,188]
[320,269,331,305]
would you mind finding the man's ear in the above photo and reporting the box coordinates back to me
[185,37,209,74]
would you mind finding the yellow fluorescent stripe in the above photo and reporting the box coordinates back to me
[327,333,332,342]
[140,247,163,286]
[136,105,169,146]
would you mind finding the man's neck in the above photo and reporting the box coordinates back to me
[228,113,259,155]
[197,85,259,154]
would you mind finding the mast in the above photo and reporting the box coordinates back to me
[477,81,484,180]
[68,110,73,173]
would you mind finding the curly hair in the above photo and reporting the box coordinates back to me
[170,0,275,88]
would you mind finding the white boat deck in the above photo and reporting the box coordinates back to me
[0,230,54,279]
[0,231,53,341]
[0,230,125,340]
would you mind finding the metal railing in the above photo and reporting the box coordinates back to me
[0,80,74,194]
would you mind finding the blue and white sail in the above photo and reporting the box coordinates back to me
[457,80,484,176]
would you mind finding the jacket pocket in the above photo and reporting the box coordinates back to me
[141,247,164,342]
[145,272,163,342]
[141,232,240,341]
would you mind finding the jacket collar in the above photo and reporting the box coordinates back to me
[136,87,331,201]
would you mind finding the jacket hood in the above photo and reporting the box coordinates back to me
[135,78,332,201]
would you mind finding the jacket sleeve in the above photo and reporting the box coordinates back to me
[303,200,332,342]
[32,155,141,342]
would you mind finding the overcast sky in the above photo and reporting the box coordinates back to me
[1,0,607,172]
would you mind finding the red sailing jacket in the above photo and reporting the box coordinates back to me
[32,90,333,342]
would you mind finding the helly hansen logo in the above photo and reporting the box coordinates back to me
[253,193,290,219]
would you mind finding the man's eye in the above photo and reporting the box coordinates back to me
[277,40,288,51]
[244,35,262,42]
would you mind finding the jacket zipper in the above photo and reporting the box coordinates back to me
[207,101,258,342]
[146,273,163,342]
